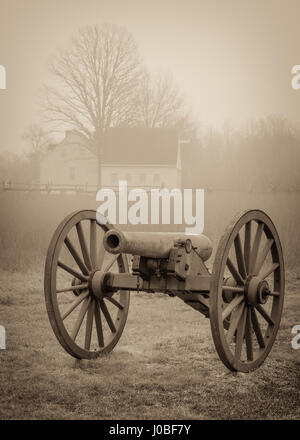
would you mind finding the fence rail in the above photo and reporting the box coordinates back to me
[1,182,163,194]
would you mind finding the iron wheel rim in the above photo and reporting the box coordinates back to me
[44,210,130,359]
[210,209,284,372]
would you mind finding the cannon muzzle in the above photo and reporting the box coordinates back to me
[103,229,212,261]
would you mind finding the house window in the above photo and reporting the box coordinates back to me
[69,167,75,181]
[153,173,160,185]
[139,173,146,184]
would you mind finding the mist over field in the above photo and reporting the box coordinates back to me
[0,188,299,271]
[1,115,300,270]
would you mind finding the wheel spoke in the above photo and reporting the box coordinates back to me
[259,262,279,280]
[90,220,97,268]
[56,283,88,294]
[103,254,120,272]
[209,211,284,372]
[256,304,274,326]
[45,211,130,359]
[251,308,265,348]
[234,306,247,361]
[57,260,87,282]
[98,247,106,270]
[254,238,274,276]
[70,297,91,341]
[226,302,245,344]
[249,222,264,274]
[64,236,89,275]
[106,295,124,310]
[84,299,94,350]
[226,258,245,285]
[94,300,104,347]
[234,233,247,279]
[222,294,244,321]
[100,299,116,333]
[245,308,253,361]
[61,291,89,320]
[244,221,251,274]
[76,222,92,271]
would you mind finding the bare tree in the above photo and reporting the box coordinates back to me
[41,23,142,184]
[22,124,52,183]
[22,124,51,155]
[135,70,193,133]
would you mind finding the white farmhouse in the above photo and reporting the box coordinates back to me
[40,127,182,190]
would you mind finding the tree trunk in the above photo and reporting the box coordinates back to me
[96,131,103,188]
[97,152,102,187]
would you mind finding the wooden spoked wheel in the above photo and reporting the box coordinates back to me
[44,210,130,359]
[210,210,284,372]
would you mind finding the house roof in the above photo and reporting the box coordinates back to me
[102,128,179,166]
[47,128,179,166]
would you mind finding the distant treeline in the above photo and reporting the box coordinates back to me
[0,150,40,184]
[182,116,300,191]
[1,116,300,191]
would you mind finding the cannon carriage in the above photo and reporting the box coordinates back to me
[44,209,284,372]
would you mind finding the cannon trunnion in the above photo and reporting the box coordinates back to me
[44,209,285,372]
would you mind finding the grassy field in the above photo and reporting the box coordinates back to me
[0,264,299,420]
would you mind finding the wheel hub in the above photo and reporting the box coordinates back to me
[88,270,106,299]
[245,276,270,306]
[88,270,115,299]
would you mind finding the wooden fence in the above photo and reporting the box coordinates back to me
[1,182,162,194]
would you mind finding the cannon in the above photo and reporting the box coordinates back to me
[44,209,284,372]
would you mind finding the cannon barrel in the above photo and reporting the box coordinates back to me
[103,229,213,261]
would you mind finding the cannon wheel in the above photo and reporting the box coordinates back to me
[210,210,284,372]
[44,210,130,359]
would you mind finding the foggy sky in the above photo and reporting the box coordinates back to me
[1,0,300,153]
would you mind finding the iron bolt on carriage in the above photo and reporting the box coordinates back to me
[44,209,284,372]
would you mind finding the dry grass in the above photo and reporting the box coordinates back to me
[0,264,299,420]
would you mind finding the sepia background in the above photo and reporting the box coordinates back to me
[0,0,299,420]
